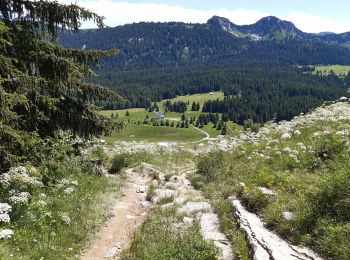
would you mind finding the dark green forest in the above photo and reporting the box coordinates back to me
[59,21,350,70]
[59,18,350,124]
[94,64,349,123]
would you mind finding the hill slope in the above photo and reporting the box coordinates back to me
[59,16,350,70]
[59,16,350,123]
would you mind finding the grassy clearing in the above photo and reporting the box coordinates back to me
[193,120,350,259]
[100,108,156,121]
[160,91,224,108]
[120,207,219,260]
[99,92,231,142]
[0,156,127,259]
[313,65,350,76]
[103,123,206,143]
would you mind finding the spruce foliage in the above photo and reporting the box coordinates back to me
[0,0,120,172]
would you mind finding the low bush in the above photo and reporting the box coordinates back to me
[109,154,130,174]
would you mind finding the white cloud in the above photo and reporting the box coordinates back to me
[284,12,350,33]
[57,0,269,27]
[57,0,350,33]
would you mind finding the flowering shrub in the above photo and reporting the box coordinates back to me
[0,166,43,191]
[0,229,14,239]
[8,191,31,205]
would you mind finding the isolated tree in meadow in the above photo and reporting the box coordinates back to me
[125,110,130,116]
[216,120,223,130]
[0,0,121,172]
[191,102,197,111]
[181,113,186,121]
[221,123,227,135]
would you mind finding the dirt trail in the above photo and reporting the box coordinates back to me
[81,169,150,260]
[143,163,234,260]
[191,126,211,143]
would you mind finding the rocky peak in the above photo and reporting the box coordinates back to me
[207,16,240,37]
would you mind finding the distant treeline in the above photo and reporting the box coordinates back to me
[59,22,350,124]
[59,22,350,71]
[97,64,348,123]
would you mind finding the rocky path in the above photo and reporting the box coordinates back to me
[81,168,151,260]
[232,199,323,260]
[140,163,234,260]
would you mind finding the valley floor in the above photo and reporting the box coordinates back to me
[82,98,350,260]
[2,99,349,259]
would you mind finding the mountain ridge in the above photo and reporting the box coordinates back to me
[59,15,350,72]
[207,15,350,42]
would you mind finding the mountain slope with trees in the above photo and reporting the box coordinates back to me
[59,16,350,125]
[59,17,350,70]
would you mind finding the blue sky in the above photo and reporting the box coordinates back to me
[59,0,350,33]
[124,0,347,18]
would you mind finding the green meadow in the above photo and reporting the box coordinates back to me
[103,123,206,143]
[161,91,225,108]
[100,92,232,142]
[313,65,350,76]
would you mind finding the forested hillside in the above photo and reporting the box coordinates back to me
[94,64,349,122]
[59,19,350,70]
[59,16,350,124]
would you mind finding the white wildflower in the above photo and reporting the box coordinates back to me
[0,203,11,214]
[0,166,43,189]
[9,191,31,205]
[58,179,70,186]
[281,133,291,140]
[39,193,46,200]
[283,147,292,153]
[61,213,71,225]
[294,130,301,136]
[0,229,14,239]
[297,142,307,151]
[313,132,321,137]
[64,187,74,194]
[336,130,349,136]
[37,200,47,207]
[291,150,299,155]
[0,214,10,223]
[56,179,78,189]
[289,154,299,162]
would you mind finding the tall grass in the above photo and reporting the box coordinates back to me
[121,207,219,260]
[195,121,350,259]
[0,156,126,259]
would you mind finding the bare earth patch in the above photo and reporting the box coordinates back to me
[81,169,151,259]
